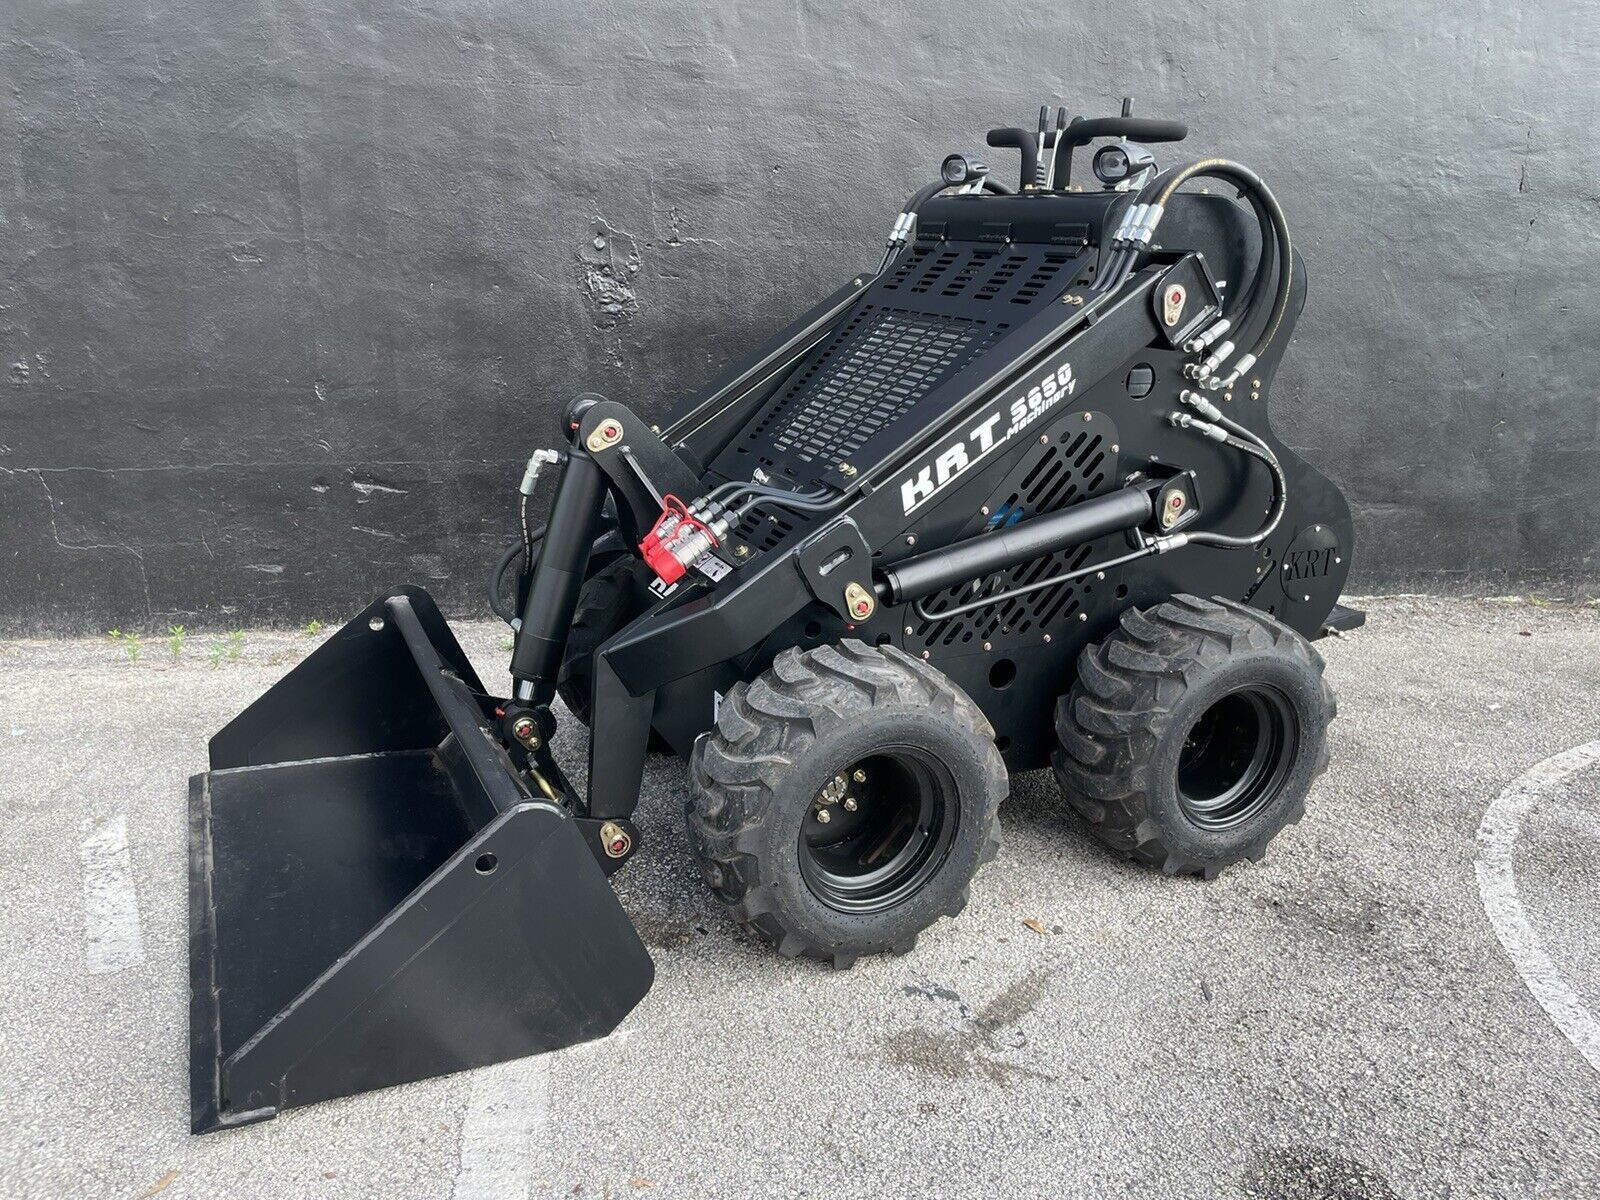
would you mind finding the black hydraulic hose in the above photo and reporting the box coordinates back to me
[733,491,846,521]
[880,177,1016,270]
[1146,159,1292,362]
[1184,433,1286,549]
[489,526,547,624]
[488,538,527,623]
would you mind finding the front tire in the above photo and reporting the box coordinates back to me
[1052,595,1335,878]
[556,559,672,753]
[687,641,1006,968]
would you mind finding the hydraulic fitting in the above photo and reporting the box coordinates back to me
[519,448,562,497]
[1183,318,1231,353]
[1198,340,1236,379]
[883,211,915,250]
[1178,389,1223,421]
[1132,202,1165,245]
[1169,411,1230,442]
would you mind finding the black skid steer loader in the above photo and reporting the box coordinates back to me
[188,102,1363,1132]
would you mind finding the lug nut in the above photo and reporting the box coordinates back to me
[816,808,832,824]
[852,769,866,783]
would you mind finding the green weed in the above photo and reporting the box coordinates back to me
[107,629,141,664]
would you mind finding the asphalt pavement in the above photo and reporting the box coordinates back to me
[1,596,1598,1199]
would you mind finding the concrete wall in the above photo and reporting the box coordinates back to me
[2,0,1597,634]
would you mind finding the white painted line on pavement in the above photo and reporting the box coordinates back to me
[79,814,145,975]
[452,1057,550,1200]
[1476,739,1600,1075]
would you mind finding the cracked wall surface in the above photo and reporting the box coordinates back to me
[1,0,1598,633]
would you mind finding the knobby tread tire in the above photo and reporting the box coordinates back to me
[1052,594,1336,879]
[687,640,1006,968]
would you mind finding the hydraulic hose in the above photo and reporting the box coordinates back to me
[1145,159,1293,363]
[489,527,543,624]
[879,177,1017,270]
[1184,433,1286,549]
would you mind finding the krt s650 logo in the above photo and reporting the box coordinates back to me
[899,361,1076,514]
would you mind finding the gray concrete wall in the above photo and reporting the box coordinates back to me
[2,0,1596,634]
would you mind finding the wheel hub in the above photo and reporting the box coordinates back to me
[1176,685,1297,831]
[799,747,959,914]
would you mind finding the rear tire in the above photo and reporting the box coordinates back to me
[1052,595,1335,878]
[688,641,1006,968]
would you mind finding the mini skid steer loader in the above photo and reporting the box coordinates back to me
[188,102,1363,1131]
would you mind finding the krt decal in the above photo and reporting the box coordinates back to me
[899,361,1076,514]
[1281,547,1336,581]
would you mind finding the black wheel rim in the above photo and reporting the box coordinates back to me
[1176,686,1298,831]
[798,746,959,914]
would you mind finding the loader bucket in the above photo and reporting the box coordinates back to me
[187,586,653,1133]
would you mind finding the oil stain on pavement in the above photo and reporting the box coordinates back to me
[885,967,1056,1085]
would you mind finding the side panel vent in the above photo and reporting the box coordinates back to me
[908,425,1117,651]
[732,510,799,554]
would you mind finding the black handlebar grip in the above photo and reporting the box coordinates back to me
[1063,117,1188,147]
[985,127,1038,189]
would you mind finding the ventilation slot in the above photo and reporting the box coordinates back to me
[1011,254,1072,304]
[762,308,993,464]
[732,510,798,554]
[940,248,997,298]
[975,253,1029,301]
[910,431,1111,648]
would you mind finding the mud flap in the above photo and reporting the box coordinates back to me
[188,587,653,1133]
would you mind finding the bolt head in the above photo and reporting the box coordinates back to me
[906,535,917,546]
[983,641,992,651]
[1079,613,1088,622]
[1043,634,1052,643]
[852,769,866,783]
